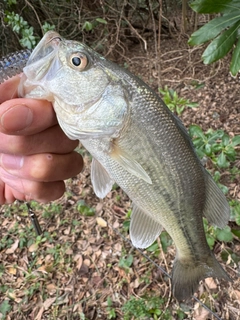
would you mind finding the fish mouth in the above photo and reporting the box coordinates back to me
[28,31,62,66]
[23,31,63,82]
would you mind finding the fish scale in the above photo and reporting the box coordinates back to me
[18,31,231,300]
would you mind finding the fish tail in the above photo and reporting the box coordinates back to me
[171,254,231,301]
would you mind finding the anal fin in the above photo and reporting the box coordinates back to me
[130,203,163,248]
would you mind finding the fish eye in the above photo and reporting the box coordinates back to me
[70,53,88,71]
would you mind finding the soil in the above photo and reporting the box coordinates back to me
[1,36,240,320]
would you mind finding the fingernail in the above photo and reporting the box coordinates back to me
[1,105,33,132]
[0,154,24,170]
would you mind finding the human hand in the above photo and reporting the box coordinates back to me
[0,76,83,204]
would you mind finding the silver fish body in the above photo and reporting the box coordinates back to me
[19,31,231,300]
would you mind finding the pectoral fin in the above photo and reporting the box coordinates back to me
[203,171,230,228]
[91,158,115,199]
[130,203,163,248]
[111,142,152,184]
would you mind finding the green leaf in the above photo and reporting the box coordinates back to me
[218,183,229,194]
[235,214,240,226]
[220,0,240,13]
[222,134,230,146]
[96,18,107,24]
[213,171,221,182]
[231,135,240,146]
[186,102,199,108]
[216,226,233,242]
[202,20,240,64]
[0,300,11,316]
[211,143,222,152]
[146,242,159,252]
[217,152,228,167]
[232,229,240,239]
[189,12,240,46]
[225,146,236,161]
[205,143,212,155]
[119,254,133,269]
[82,21,93,31]
[230,36,240,75]
[160,231,172,253]
[206,235,215,249]
[189,125,205,139]
[190,0,233,13]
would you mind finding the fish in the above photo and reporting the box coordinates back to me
[18,31,231,300]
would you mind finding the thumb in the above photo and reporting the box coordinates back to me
[0,98,57,135]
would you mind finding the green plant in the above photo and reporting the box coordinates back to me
[4,12,37,49]
[203,218,233,250]
[229,199,240,225]
[82,18,107,32]
[0,300,12,319]
[159,86,198,115]
[119,254,133,271]
[4,8,55,50]
[189,0,240,75]
[189,125,240,168]
[122,295,171,320]
[212,171,229,195]
[107,297,117,319]
[76,200,95,216]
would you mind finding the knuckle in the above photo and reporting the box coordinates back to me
[35,181,65,202]
[8,136,32,154]
[30,154,54,181]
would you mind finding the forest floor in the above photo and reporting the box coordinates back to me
[0,34,240,320]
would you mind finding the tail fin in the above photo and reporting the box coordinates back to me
[172,254,231,301]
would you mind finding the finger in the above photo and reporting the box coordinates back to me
[0,125,78,155]
[0,98,57,135]
[0,151,83,182]
[0,76,21,103]
[0,173,66,204]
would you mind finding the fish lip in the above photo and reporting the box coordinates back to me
[27,31,62,67]
[45,31,63,48]
[23,31,64,84]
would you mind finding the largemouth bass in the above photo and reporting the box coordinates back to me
[18,31,231,300]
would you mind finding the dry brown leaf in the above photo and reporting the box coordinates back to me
[63,226,71,235]
[65,248,73,255]
[96,202,103,213]
[75,254,83,270]
[28,243,38,253]
[194,307,210,320]
[43,297,56,309]
[84,259,91,267]
[205,277,217,290]
[35,306,44,320]
[7,267,17,275]
[5,239,19,254]
[46,283,57,293]
[96,217,107,227]
[37,266,49,274]
[233,290,240,301]
[113,220,120,228]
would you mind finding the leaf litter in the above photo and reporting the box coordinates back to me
[0,37,240,319]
